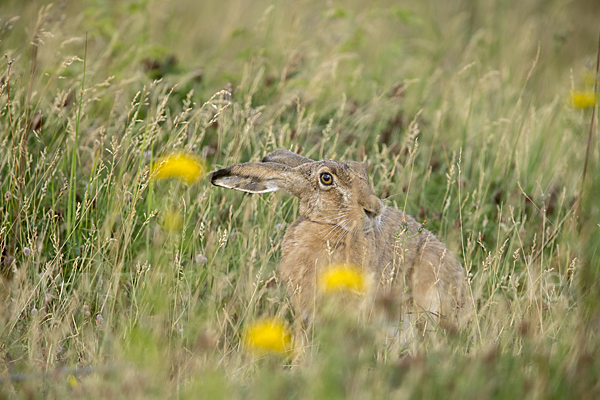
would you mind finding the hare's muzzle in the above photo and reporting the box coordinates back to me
[364,208,379,219]
[361,195,383,220]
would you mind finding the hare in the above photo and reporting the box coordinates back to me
[211,149,471,335]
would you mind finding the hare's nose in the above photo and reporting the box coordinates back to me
[362,196,383,219]
[364,208,378,219]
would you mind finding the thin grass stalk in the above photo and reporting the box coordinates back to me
[577,30,600,220]
[68,34,87,235]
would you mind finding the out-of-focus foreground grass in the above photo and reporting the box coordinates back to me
[1,0,599,398]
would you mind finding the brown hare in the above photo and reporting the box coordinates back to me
[211,149,471,336]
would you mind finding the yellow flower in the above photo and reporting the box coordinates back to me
[243,318,292,354]
[161,210,183,232]
[320,264,366,294]
[570,91,597,109]
[67,374,79,388]
[152,153,206,184]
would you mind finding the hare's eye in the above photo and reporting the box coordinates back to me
[320,172,334,186]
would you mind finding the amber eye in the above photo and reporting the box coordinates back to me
[320,172,334,186]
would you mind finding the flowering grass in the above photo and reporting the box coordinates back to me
[0,0,599,399]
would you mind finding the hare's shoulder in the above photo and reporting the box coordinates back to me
[380,207,423,235]
[381,207,467,306]
[380,207,461,267]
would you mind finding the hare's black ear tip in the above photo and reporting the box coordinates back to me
[210,168,231,186]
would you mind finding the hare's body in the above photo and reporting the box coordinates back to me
[280,208,467,327]
[211,149,470,331]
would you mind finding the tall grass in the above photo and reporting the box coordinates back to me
[1,0,599,398]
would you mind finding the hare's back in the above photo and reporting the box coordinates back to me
[379,208,468,318]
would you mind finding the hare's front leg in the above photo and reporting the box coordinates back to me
[280,258,321,360]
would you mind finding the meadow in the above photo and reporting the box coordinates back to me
[1,0,600,398]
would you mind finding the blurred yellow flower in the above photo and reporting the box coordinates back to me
[320,264,366,294]
[67,374,79,388]
[570,91,597,109]
[581,71,597,87]
[162,210,183,232]
[152,153,205,184]
[243,318,292,354]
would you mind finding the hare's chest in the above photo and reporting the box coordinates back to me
[280,221,376,281]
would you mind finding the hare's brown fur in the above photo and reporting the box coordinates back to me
[211,149,470,331]
[281,209,468,327]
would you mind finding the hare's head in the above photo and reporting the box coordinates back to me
[211,149,383,232]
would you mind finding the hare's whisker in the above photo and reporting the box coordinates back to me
[383,193,402,201]
[326,213,351,222]
[376,223,384,240]
[334,225,352,249]
[318,216,350,235]
[375,216,384,234]
[322,222,344,244]
[319,207,351,212]
[323,218,351,247]
[329,227,344,248]
[322,225,339,240]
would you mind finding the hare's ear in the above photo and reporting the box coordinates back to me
[261,149,313,167]
[210,162,306,196]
